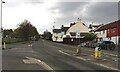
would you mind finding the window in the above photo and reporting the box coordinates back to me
[112,28,116,32]
[107,29,110,33]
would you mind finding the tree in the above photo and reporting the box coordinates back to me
[13,20,39,41]
[84,33,97,41]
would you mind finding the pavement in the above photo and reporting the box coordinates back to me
[2,39,120,72]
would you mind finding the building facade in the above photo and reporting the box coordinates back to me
[52,29,62,42]
[63,18,89,44]
[94,20,120,45]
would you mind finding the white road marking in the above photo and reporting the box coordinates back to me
[23,56,55,71]
[28,44,32,47]
[90,54,118,62]
[94,63,119,71]
[75,57,86,61]
[103,53,118,57]
[37,60,55,71]
[58,50,71,56]
[112,58,119,62]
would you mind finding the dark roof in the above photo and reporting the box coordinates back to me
[92,25,102,28]
[95,20,120,32]
[53,29,61,33]
[61,27,69,32]
[70,23,75,27]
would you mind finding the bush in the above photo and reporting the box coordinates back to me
[2,38,24,44]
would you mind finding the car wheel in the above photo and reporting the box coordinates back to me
[109,47,115,50]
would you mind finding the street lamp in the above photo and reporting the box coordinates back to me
[0,0,5,37]
[0,1,5,72]
[0,0,5,31]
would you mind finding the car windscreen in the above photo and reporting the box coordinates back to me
[103,41,114,44]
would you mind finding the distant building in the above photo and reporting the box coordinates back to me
[66,18,89,38]
[52,18,90,44]
[61,25,70,38]
[66,18,89,37]
[94,20,120,45]
[52,29,62,42]
[3,29,13,38]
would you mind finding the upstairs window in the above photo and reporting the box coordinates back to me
[111,28,116,32]
[107,29,110,33]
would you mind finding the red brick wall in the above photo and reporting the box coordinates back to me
[107,28,117,37]
[107,23,120,37]
[118,24,120,36]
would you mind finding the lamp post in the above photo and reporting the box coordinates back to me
[0,1,5,71]
[0,0,5,41]
[0,0,5,35]
[0,0,5,30]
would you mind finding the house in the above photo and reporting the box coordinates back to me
[63,18,89,44]
[3,29,13,38]
[94,20,120,45]
[61,25,70,37]
[52,24,70,42]
[52,29,62,42]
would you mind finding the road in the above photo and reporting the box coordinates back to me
[2,39,119,72]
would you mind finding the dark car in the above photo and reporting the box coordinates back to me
[84,41,92,48]
[92,41,116,50]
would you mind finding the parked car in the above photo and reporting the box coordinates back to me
[84,41,91,48]
[84,41,96,48]
[92,41,115,50]
[80,43,86,47]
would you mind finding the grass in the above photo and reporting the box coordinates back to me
[2,38,26,44]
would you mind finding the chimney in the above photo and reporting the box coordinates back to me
[61,25,64,28]
[77,18,81,23]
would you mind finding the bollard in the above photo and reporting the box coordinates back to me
[77,48,80,54]
[95,47,101,59]
[3,42,6,49]
[75,47,81,55]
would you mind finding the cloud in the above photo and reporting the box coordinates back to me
[81,2,118,24]
[2,1,118,33]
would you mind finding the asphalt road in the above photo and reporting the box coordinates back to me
[2,39,119,72]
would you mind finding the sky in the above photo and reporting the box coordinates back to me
[2,0,119,34]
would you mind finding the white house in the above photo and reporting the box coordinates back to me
[66,18,89,38]
[52,25,70,42]
[52,29,63,42]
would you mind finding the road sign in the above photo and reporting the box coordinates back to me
[76,31,80,38]
[98,47,101,51]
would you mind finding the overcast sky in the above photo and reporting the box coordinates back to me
[2,0,119,34]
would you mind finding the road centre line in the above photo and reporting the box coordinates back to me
[58,50,71,56]
[75,57,87,61]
